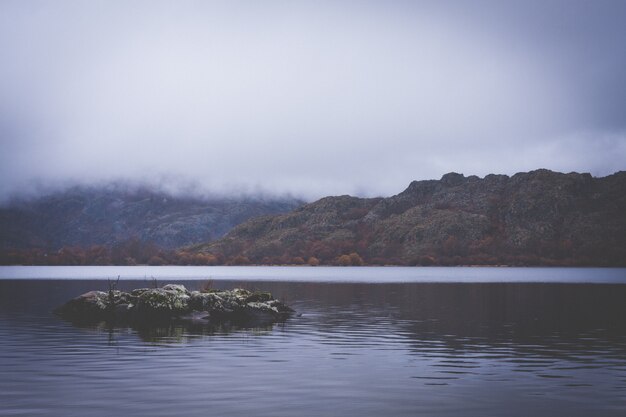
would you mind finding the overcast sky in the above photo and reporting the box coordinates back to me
[1,0,625,201]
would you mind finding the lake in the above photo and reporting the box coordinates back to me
[1,266,626,416]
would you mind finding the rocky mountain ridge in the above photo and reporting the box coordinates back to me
[194,169,626,266]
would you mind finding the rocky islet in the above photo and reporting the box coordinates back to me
[55,284,294,326]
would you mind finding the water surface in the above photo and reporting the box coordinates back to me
[1,265,625,283]
[1,267,626,416]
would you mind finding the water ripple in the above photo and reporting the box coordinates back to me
[2,280,626,417]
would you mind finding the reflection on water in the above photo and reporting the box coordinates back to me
[1,279,626,416]
[72,320,277,344]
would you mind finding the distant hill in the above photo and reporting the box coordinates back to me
[194,170,626,266]
[0,186,303,251]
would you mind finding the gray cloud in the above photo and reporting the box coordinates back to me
[0,0,624,201]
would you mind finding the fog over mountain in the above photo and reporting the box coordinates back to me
[1,0,625,200]
[0,184,303,251]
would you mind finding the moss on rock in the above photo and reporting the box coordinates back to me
[56,284,294,327]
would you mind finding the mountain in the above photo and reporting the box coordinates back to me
[194,170,626,266]
[0,185,303,251]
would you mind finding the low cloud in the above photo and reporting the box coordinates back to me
[1,0,624,201]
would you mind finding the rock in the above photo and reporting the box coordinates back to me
[55,290,109,319]
[189,291,222,311]
[114,303,132,314]
[130,288,151,297]
[55,284,294,327]
[135,287,190,316]
[245,291,272,303]
[161,284,189,295]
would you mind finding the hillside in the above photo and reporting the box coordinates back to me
[195,170,626,266]
[0,186,302,251]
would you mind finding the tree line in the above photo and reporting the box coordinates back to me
[1,237,623,266]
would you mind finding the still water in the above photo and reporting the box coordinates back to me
[1,267,626,416]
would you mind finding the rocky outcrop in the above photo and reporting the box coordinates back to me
[55,284,294,326]
[194,170,626,266]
